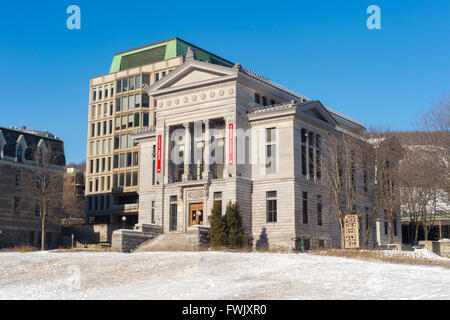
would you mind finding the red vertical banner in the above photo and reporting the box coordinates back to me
[228,123,233,165]
[157,134,162,173]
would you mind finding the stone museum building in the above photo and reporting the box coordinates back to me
[86,38,401,251]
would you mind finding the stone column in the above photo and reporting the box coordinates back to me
[203,119,211,180]
[182,122,191,181]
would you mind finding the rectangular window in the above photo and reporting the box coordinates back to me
[103,121,107,135]
[109,120,112,134]
[128,115,133,128]
[119,153,126,168]
[266,191,277,223]
[302,192,308,224]
[123,78,128,92]
[142,74,149,86]
[126,172,131,187]
[129,76,135,90]
[133,152,139,166]
[301,128,307,143]
[115,117,120,130]
[91,123,95,137]
[142,94,149,108]
[116,98,121,112]
[97,122,101,136]
[113,155,118,169]
[129,95,134,110]
[301,145,307,176]
[317,195,322,226]
[120,134,126,149]
[262,96,267,106]
[121,116,127,130]
[143,113,149,127]
[119,173,124,187]
[111,84,114,97]
[134,113,140,127]
[127,152,132,167]
[169,196,177,231]
[93,90,96,101]
[136,75,141,89]
[254,93,260,104]
[316,149,321,180]
[135,94,141,108]
[309,144,314,180]
[114,135,119,150]
[116,80,121,93]
[132,171,138,186]
[127,134,133,148]
[266,128,276,174]
[122,97,128,111]
[155,73,160,82]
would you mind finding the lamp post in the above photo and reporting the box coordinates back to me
[122,216,127,229]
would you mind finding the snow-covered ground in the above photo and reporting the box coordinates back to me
[0,251,449,300]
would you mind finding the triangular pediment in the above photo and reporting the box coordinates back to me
[170,69,223,87]
[297,101,338,127]
[147,60,238,96]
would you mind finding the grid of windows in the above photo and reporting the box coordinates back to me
[300,128,321,181]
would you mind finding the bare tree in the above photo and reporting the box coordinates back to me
[322,132,365,248]
[21,144,64,250]
[398,143,427,244]
[360,141,383,247]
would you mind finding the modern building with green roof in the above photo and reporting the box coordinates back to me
[109,37,233,73]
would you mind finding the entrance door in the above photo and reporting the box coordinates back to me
[189,203,204,226]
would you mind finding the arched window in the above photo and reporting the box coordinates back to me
[16,145,23,162]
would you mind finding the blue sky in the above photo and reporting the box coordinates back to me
[0,0,448,163]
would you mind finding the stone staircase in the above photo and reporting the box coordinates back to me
[133,226,210,252]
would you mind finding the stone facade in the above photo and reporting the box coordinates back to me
[112,48,402,252]
[0,126,65,249]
